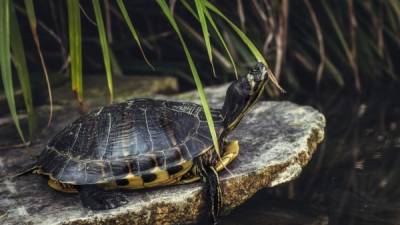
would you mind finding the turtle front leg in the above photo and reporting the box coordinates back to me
[179,140,239,184]
[197,158,222,225]
[78,185,128,210]
[214,140,239,172]
[200,140,239,224]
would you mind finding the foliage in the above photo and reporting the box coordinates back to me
[0,0,26,142]
[0,0,399,143]
[0,0,278,149]
[67,0,83,103]
[223,0,399,91]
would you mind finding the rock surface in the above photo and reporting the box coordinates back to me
[52,75,179,107]
[0,84,325,225]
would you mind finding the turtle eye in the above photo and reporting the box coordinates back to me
[249,68,260,76]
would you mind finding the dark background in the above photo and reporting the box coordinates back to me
[2,1,400,224]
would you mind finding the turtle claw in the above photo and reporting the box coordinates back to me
[78,185,128,210]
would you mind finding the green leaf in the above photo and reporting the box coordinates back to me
[325,58,345,87]
[181,0,238,78]
[204,8,238,78]
[156,0,221,156]
[109,46,124,76]
[0,0,26,143]
[10,2,35,137]
[204,0,284,92]
[93,0,114,102]
[67,0,83,103]
[321,0,352,61]
[24,0,37,29]
[388,0,400,17]
[204,1,265,63]
[195,0,216,76]
[180,0,198,17]
[116,0,154,70]
[24,0,53,126]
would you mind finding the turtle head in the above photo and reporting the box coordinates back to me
[222,62,268,132]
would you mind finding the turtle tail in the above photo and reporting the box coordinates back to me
[11,162,39,179]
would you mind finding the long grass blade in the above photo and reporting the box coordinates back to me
[67,0,83,103]
[195,0,216,77]
[156,0,221,156]
[0,0,26,143]
[109,46,124,76]
[387,0,400,18]
[93,0,114,102]
[304,0,326,86]
[204,0,285,93]
[204,9,238,78]
[24,0,53,126]
[10,2,35,137]
[325,58,345,87]
[299,35,345,87]
[180,0,197,17]
[321,0,360,91]
[181,0,238,78]
[116,0,154,70]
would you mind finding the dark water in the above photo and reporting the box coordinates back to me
[217,85,400,225]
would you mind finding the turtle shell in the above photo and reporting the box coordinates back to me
[38,99,224,185]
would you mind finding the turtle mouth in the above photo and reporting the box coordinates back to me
[249,62,267,81]
[253,66,267,82]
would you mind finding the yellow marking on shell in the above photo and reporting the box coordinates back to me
[143,167,170,188]
[36,168,80,189]
[171,160,193,179]
[48,179,78,193]
[158,177,180,186]
[103,160,194,190]
[102,172,144,190]
[126,173,145,187]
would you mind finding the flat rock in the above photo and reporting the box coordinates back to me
[52,75,179,107]
[0,84,325,225]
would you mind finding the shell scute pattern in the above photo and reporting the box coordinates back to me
[164,147,184,166]
[153,151,167,169]
[59,159,84,182]
[137,155,157,173]
[40,99,224,185]
[109,160,131,178]
[178,144,192,161]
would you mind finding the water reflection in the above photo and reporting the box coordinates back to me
[219,85,400,225]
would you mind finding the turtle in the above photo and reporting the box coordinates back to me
[19,62,268,224]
